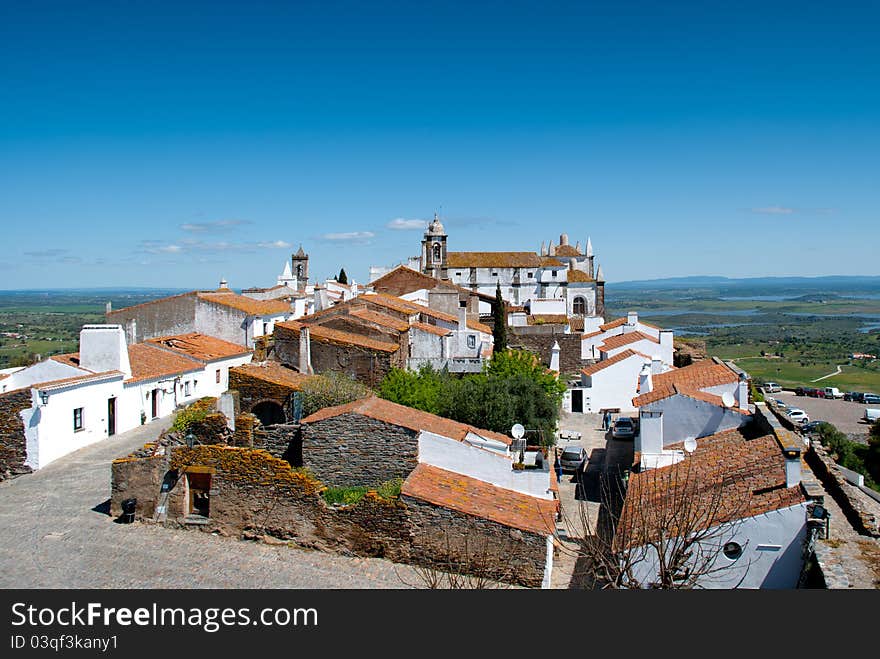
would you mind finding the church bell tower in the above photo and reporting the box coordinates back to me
[420,213,448,279]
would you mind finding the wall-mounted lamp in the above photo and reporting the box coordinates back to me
[185,433,197,449]
[39,391,49,405]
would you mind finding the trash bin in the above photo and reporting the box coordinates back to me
[120,498,137,524]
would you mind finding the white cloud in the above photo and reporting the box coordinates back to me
[749,206,795,215]
[180,219,252,233]
[320,231,375,242]
[257,240,292,249]
[386,218,426,230]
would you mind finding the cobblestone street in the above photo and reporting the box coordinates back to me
[0,419,419,589]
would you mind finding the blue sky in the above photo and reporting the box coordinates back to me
[1,1,878,289]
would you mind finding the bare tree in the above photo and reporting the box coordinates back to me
[558,459,755,589]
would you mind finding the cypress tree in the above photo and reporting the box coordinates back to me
[493,283,507,352]
[338,268,348,284]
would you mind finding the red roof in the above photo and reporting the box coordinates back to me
[633,361,740,407]
[581,349,646,376]
[301,396,511,446]
[146,333,252,361]
[277,321,400,353]
[615,432,806,551]
[402,464,557,536]
[126,344,204,383]
[599,331,658,351]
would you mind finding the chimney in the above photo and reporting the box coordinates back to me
[458,305,467,331]
[651,358,663,375]
[784,448,801,488]
[627,311,638,327]
[659,330,673,352]
[105,301,112,314]
[736,371,749,408]
[219,278,229,290]
[79,325,131,378]
[639,410,663,454]
[299,326,313,374]
[560,233,569,246]
[549,341,560,373]
[638,363,653,395]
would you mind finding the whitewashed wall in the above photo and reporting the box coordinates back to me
[579,355,647,412]
[639,394,752,445]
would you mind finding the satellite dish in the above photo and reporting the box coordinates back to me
[511,423,525,439]
[683,437,697,454]
[721,392,736,408]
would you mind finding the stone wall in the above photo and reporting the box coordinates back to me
[508,329,584,376]
[254,423,300,464]
[301,414,418,487]
[0,388,33,481]
[108,293,199,345]
[229,368,295,419]
[403,496,547,588]
[110,452,166,518]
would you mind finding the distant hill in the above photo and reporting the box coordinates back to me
[609,275,880,295]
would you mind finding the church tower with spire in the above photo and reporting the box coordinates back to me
[420,213,448,279]
[291,245,309,292]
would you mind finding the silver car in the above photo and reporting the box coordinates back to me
[612,417,636,439]
[559,446,587,472]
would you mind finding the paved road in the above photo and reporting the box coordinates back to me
[0,419,420,589]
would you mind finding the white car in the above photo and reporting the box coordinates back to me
[764,382,782,393]
[788,409,810,425]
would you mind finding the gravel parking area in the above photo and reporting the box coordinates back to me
[773,390,877,439]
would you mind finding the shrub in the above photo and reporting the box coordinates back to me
[171,397,216,433]
[299,371,371,417]
[321,478,402,505]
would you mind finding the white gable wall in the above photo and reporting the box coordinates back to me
[579,354,647,413]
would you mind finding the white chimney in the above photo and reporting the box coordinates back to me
[560,233,569,246]
[736,372,749,408]
[784,449,801,488]
[639,410,663,454]
[219,278,229,289]
[660,330,673,350]
[651,359,663,375]
[299,326,313,374]
[79,325,131,378]
[638,363,653,395]
[627,311,638,327]
[549,341,560,373]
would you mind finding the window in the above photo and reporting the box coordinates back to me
[73,407,84,432]
[455,272,461,277]
[551,270,557,278]
[467,335,476,349]
[723,542,743,560]
[432,243,441,261]
[528,272,533,278]
[573,297,586,315]
[216,369,221,384]
[184,381,191,396]
[492,271,498,276]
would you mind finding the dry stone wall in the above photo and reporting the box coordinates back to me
[0,389,33,481]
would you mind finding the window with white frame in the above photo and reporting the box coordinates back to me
[467,335,476,349]
[184,381,191,396]
[73,407,84,432]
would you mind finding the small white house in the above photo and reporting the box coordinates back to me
[3,325,252,471]
[574,349,651,413]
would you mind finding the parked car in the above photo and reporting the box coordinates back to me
[795,387,806,396]
[559,445,587,472]
[844,391,862,402]
[612,417,636,439]
[864,393,880,405]
[788,409,810,424]
[764,382,782,393]
[824,387,844,399]
[801,420,827,433]
[864,409,880,423]
[773,398,788,409]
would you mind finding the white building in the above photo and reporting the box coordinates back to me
[2,325,252,471]
[572,349,655,414]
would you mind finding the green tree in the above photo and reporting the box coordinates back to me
[337,268,348,284]
[299,370,370,416]
[377,365,445,415]
[484,348,566,403]
[493,283,507,352]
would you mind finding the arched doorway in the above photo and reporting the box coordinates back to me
[252,400,286,426]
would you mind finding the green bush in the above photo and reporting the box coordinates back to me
[171,397,216,433]
[321,478,402,505]
[300,371,371,417]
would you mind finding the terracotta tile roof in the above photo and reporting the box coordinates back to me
[553,245,582,257]
[364,293,492,334]
[402,464,557,536]
[410,321,453,337]
[370,265,492,300]
[466,319,493,334]
[540,257,565,267]
[568,317,585,332]
[349,308,411,332]
[50,353,85,370]
[447,252,548,269]
[281,322,401,353]
[566,269,593,282]
[580,330,603,341]
[581,349,645,376]
[633,361,740,407]
[230,362,316,390]
[615,432,806,551]
[32,370,124,391]
[526,314,569,326]
[301,396,511,446]
[146,333,252,362]
[197,291,291,316]
[126,343,204,383]
[599,331,659,351]
[599,317,627,331]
